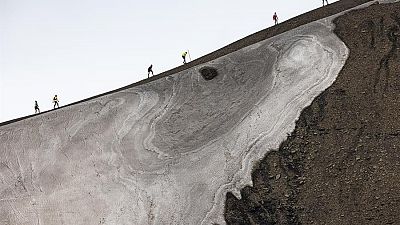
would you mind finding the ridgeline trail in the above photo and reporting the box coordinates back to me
[0,0,370,127]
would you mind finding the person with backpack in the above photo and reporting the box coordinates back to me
[53,95,59,109]
[273,12,279,25]
[34,101,40,114]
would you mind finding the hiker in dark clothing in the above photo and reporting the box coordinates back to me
[53,95,59,109]
[273,12,279,25]
[34,101,40,114]
[323,0,329,6]
[148,64,154,78]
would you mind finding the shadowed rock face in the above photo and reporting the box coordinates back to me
[0,18,347,224]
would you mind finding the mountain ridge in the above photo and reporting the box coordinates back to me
[0,0,370,127]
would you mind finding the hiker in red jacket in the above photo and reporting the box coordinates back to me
[273,12,278,25]
[323,0,329,6]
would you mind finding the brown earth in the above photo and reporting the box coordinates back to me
[225,2,400,225]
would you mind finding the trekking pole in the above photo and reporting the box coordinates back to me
[187,50,192,62]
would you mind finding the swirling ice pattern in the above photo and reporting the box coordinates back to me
[0,20,347,224]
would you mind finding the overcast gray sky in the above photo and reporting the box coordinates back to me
[0,0,338,123]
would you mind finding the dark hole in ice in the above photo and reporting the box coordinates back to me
[200,67,219,81]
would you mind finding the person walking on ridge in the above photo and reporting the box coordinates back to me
[273,12,279,25]
[53,95,59,109]
[323,0,329,6]
[34,101,40,114]
[148,64,154,78]
[182,51,188,64]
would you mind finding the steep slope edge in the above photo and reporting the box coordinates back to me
[225,2,400,224]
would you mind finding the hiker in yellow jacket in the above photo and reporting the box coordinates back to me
[182,51,188,64]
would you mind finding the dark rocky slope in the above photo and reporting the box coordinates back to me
[225,2,400,225]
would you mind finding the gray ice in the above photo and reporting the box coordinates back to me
[1,6,371,224]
